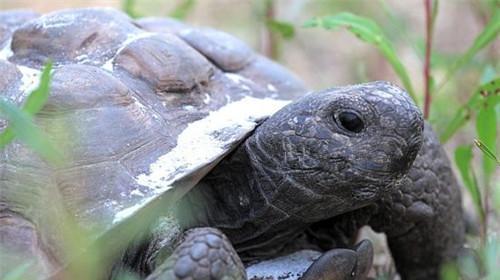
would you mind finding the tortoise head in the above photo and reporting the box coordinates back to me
[247,81,423,221]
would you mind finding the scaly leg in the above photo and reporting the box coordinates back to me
[146,227,246,280]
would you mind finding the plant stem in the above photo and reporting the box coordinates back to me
[423,0,433,119]
[261,0,278,59]
[483,181,490,243]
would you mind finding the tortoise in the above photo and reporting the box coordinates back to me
[0,8,465,280]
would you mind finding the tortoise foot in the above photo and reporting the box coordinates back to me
[300,239,373,280]
[146,227,246,280]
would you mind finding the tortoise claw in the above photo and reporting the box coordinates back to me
[300,240,374,280]
[352,239,374,279]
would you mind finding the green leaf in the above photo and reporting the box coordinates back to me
[474,139,500,165]
[22,61,52,114]
[476,99,498,178]
[454,145,483,218]
[304,13,417,102]
[267,20,295,40]
[440,262,460,280]
[0,62,54,148]
[169,0,196,20]
[122,0,139,18]
[440,77,500,143]
[0,62,61,164]
[0,100,61,163]
[2,261,34,280]
[437,11,500,92]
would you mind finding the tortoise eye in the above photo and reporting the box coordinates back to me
[337,111,364,133]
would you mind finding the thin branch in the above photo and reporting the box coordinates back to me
[260,0,278,59]
[423,0,434,119]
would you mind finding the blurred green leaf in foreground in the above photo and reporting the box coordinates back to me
[0,61,61,164]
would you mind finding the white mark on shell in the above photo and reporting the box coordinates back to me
[203,93,211,104]
[34,12,78,29]
[113,199,151,223]
[17,66,42,96]
[267,84,277,92]
[0,39,13,60]
[136,96,289,190]
[130,189,144,197]
[102,31,157,72]
[225,73,252,85]
[112,96,289,223]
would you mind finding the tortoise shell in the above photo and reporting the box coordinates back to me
[0,7,306,275]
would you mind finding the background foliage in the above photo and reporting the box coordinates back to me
[0,0,498,279]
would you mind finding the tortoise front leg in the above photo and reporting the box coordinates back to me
[146,227,246,280]
[369,124,465,280]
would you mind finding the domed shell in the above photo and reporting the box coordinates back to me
[0,7,306,272]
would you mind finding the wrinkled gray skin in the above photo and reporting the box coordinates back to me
[119,84,464,280]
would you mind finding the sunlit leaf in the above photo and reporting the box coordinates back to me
[304,12,417,102]
[437,11,500,91]
[440,78,500,143]
[169,0,196,20]
[454,145,483,218]
[267,20,295,40]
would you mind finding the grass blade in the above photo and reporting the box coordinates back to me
[0,100,61,163]
[474,139,500,165]
[454,145,483,219]
[0,62,53,147]
[304,12,417,102]
[0,61,61,164]
[440,77,500,143]
[437,11,500,92]
[22,61,52,114]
